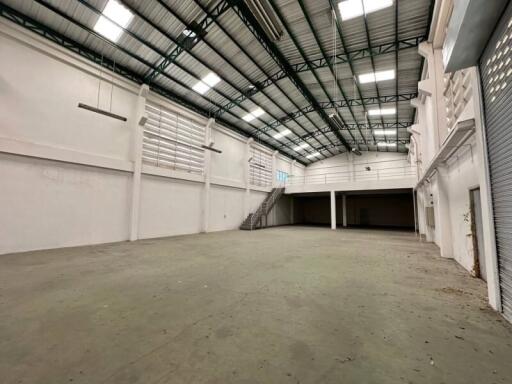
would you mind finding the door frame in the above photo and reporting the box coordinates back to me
[469,187,483,279]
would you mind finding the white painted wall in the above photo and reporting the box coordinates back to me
[444,140,480,271]
[285,152,416,193]
[412,3,501,311]
[0,19,297,254]
[305,152,413,180]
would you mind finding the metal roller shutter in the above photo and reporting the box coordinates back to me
[479,4,512,321]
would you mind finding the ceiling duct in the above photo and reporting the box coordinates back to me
[246,0,283,42]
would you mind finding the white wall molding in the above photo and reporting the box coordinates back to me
[0,136,133,172]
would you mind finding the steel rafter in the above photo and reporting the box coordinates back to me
[144,0,234,83]
[276,0,360,149]
[297,0,366,148]
[188,0,339,156]
[68,0,312,160]
[230,0,352,152]
[1,1,308,164]
[261,93,418,133]
[214,35,425,117]
[153,0,338,158]
[320,138,410,151]
[395,0,400,149]
[360,1,388,149]
[327,0,382,151]
[280,121,412,149]
[110,0,328,160]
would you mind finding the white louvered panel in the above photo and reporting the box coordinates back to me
[143,101,205,175]
[249,146,272,187]
[444,69,473,133]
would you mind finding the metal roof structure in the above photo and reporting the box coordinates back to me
[0,0,433,164]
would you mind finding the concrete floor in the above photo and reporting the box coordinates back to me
[1,227,511,384]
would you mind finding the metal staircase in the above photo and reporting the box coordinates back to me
[240,188,284,230]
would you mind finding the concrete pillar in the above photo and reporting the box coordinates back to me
[272,150,278,187]
[412,189,418,235]
[202,118,215,233]
[424,184,435,243]
[435,167,453,258]
[349,153,355,181]
[330,190,336,230]
[342,194,347,227]
[129,84,149,241]
[290,160,296,185]
[244,138,253,217]
[290,196,294,224]
[418,42,448,151]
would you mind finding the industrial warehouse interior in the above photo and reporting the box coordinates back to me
[1,0,512,382]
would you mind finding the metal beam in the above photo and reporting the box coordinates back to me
[360,1,388,149]
[319,138,410,151]
[0,1,308,164]
[70,0,312,160]
[294,0,362,148]
[114,0,329,160]
[260,93,418,133]
[231,0,352,151]
[214,35,425,116]
[187,0,338,156]
[151,0,337,158]
[279,122,412,149]
[395,0,400,150]
[144,0,233,83]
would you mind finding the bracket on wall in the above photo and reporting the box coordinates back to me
[201,145,222,154]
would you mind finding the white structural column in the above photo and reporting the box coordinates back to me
[330,190,336,230]
[342,194,347,227]
[244,138,253,217]
[272,150,278,187]
[418,42,447,152]
[434,166,453,258]
[349,153,355,181]
[290,160,295,223]
[422,184,435,242]
[202,118,215,233]
[129,84,149,241]
[290,160,296,184]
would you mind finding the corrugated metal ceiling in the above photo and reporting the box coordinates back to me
[0,0,433,163]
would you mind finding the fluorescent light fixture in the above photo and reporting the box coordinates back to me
[373,129,397,136]
[306,152,321,159]
[243,107,266,122]
[93,0,133,42]
[293,143,310,151]
[192,72,221,95]
[339,0,393,21]
[273,129,291,139]
[358,69,395,84]
[368,107,396,116]
[377,142,397,147]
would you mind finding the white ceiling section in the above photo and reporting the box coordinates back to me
[1,0,433,163]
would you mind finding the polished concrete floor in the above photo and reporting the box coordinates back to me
[1,226,511,384]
